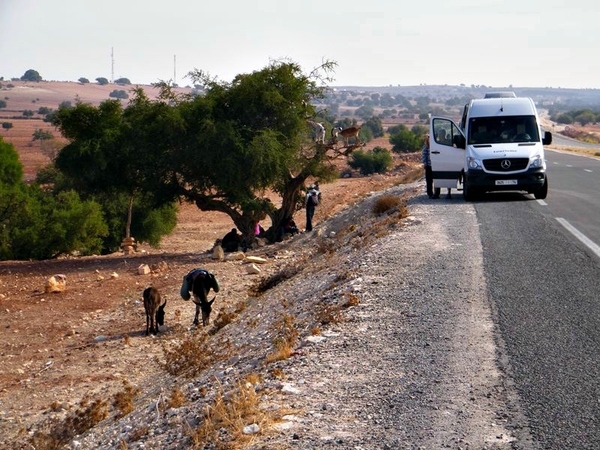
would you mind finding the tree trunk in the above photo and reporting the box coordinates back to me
[125,195,133,239]
[265,173,309,242]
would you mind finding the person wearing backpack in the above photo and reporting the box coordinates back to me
[305,184,320,232]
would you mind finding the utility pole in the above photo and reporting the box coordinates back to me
[111,47,115,84]
[174,54,177,86]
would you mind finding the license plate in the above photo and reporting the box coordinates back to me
[495,180,518,186]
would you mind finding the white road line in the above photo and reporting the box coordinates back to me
[537,200,548,206]
[584,169,593,173]
[556,218,600,259]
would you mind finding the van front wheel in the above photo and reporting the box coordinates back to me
[463,179,474,201]
[533,176,548,200]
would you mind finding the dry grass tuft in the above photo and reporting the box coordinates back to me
[127,425,149,442]
[162,333,230,377]
[166,387,186,409]
[372,194,406,216]
[212,309,237,331]
[251,265,302,295]
[343,293,360,307]
[270,367,285,379]
[189,380,275,449]
[30,397,109,449]
[113,380,141,418]
[315,303,343,326]
[265,313,299,363]
[315,238,336,255]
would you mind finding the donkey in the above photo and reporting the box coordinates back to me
[143,287,167,335]
[180,268,220,326]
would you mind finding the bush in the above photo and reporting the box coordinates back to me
[109,89,129,99]
[32,128,53,141]
[348,147,393,175]
[389,128,420,153]
[2,122,12,130]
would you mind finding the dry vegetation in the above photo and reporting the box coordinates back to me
[0,81,427,449]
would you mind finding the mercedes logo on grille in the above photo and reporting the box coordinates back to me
[501,159,512,170]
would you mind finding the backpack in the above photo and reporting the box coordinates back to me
[307,190,319,206]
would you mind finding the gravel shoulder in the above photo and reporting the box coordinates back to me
[248,191,532,449]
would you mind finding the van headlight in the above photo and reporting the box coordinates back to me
[529,155,544,169]
[467,156,483,170]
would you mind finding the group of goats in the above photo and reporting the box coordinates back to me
[309,121,362,147]
[142,268,219,336]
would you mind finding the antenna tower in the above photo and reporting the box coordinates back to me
[174,55,177,86]
[111,47,114,83]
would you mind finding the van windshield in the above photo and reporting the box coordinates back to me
[468,115,539,144]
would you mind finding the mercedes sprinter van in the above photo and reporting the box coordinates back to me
[429,95,552,200]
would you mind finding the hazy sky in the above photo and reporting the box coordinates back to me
[1,0,598,89]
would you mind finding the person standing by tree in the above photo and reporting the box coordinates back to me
[305,184,320,231]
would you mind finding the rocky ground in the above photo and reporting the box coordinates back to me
[1,154,436,449]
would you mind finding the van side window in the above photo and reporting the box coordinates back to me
[432,119,452,146]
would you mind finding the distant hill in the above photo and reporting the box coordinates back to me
[0,80,193,181]
[2,80,599,181]
[331,84,600,108]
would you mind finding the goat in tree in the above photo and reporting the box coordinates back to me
[339,125,362,147]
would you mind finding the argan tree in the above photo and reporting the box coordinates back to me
[164,60,340,245]
[21,69,42,82]
[51,98,178,252]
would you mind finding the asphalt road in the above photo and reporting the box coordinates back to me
[472,149,600,448]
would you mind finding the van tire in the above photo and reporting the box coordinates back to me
[463,180,475,201]
[534,176,548,200]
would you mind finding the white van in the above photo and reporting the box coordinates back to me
[429,95,552,200]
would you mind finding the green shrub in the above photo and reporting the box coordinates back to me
[348,147,393,175]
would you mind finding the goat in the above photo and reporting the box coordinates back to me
[309,121,326,144]
[331,126,342,143]
[180,268,220,326]
[340,125,362,147]
[143,287,167,335]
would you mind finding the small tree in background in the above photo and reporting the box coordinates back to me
[1,136,107,260]
[109,90,129,99]
[348,147,393,175]
[0,99,6,108]
[114,78,131,85]
[389,124,421,153]
[78,77,90,84]
[32,129,53,141]
[21,69,42,82]
[2,122,12,131]
[22,110,34,118]
[96,77,109,85]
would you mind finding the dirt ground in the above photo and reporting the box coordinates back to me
[0,129,421,446]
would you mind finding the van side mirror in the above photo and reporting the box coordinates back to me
[542,131,552,146]
[453,134,466,149]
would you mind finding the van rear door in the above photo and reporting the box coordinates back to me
[430,117,465,189]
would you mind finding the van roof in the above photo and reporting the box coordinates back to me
[483,91,517,98]
[469,97,537,118]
